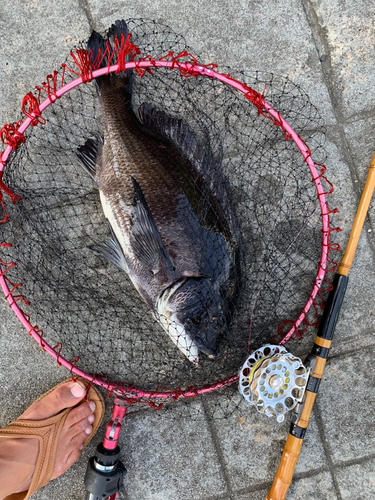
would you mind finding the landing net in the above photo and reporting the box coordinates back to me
[0,19,339,416]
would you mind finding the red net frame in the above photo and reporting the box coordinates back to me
[0,35,339,406]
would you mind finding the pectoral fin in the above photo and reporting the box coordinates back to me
[130,176,174,275]
[89,220,129,273]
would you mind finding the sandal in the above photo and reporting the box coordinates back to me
[0,379,105,500]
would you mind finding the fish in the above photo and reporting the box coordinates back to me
[76,20,240,366]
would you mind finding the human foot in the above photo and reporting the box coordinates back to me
[0,380,102,499]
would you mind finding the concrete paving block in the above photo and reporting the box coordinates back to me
[343,116,375,224]
[87,0,336,125]
[344,116,375,184]
[323,127,357,246]
[0,296,70,426]
[316,347,375,464]
[0,0,90,124]
[336,458,375,500]
[116,403,228,500]
[312,124,375,351]
[225,471,339,500]
[207,395,327,490]
[309,0,375,120]
[282,127,369,357]
[0,295,110,500]
[285,471,339,500]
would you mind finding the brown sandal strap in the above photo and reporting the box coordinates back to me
[0,380,105,500]
[0,408,71,499]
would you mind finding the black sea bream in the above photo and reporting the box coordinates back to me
[76,20,240,365]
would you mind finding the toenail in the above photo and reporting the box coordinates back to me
[88,414,95,424]
[85,426,93,435]
[89,401,96,411]
[70,383,86,398]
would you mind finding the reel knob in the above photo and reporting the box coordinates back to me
[239,344,309,422]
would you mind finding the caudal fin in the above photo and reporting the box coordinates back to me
[88,19,131,93]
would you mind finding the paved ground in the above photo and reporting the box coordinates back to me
[0,1,374,499]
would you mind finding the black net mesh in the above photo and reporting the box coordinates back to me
[0,20,332,416]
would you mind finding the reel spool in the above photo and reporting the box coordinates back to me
[239,345,309,423]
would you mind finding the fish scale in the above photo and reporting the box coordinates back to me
[99,81,205,277]
[75,20,240,365]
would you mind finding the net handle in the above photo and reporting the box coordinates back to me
[267,152,375,500]
[0,60,330,396]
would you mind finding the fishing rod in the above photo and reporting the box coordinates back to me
[266,152,375,500]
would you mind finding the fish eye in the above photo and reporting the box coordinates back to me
[211,316,222,329]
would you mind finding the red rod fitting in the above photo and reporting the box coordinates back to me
[102,403,128,450]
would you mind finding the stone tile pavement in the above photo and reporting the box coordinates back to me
[0,1,374,499]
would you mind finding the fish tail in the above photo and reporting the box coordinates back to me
[88,19,131,94]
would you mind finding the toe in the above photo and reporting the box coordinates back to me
[65,447,84,473]
[51,431,87,479]
[20,381,87,421]
[65,401,96,428]
[67,414,94,438]
[70,429,91,449]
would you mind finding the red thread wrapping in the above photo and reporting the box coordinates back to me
[0,196,8,224]
[51,343,63,366]
[0,257,16,278]
[39,332,47,351]
[35,71,60,104]
[0,170,22,224]
[9,294,30,306]
[83,381,92,401]
[0,121,25,150]
[113,33,141,73]
[159,50,218,78]
[69,357,81,382]
[4,276,23,298]
[135,55,156,76]
[62,49,94,83]
[243,83,266,115]
[62,32,142,83]
[22,93,46,126]
[0,171,22,204]
[28,324,43,338]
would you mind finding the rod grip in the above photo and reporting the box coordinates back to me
[266,274,348,500]
[265,434,303,500]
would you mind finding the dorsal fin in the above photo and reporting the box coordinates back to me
[136,104,240,244]
[137,103,212,173]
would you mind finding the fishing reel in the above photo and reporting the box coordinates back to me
[239,344,310,423]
